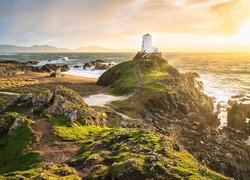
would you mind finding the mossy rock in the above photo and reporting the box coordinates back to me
[3,163,80,179]
[49,118,228,180]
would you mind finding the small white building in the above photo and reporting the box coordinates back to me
[141,33,158,53]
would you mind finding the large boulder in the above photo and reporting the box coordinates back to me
[40,64,57,73]
[39,64,69,73]
[0,112,29,135]
[61,64,70,72]
[49,68,62,77]
[227,101,250,135]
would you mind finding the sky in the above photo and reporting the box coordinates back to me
[0,0,250,52]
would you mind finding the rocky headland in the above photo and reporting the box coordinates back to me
[97,52,250,179]
[0,53,249,179]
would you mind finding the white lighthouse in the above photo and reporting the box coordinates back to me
[141,33,158,53]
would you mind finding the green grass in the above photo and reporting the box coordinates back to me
[0,116,40,174]
[49,115,111,141]
[46,116,228,179]
[0,114,81,179]
[0,94,19,110]
[97,60,137,95]
[3,163,80,179]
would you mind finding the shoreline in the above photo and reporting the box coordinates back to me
[0,71,98,82]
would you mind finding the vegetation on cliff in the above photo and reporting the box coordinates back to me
[51,115,227,179]
[0,82,228,179]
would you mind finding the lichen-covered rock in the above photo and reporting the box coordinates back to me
[24,87,107,126]
[0,112,29,135]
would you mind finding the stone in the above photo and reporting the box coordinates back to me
[83,59,114,70]
[39,64,69,73]
[49,68,62,77]
[227,102,250,135]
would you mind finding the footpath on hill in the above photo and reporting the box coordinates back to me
[30,117,80,164]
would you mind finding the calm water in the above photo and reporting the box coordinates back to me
[1,52,250,126]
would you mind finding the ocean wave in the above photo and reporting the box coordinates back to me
[62,68,105,78]
[36,58,75,66]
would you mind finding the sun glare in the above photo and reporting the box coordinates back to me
[233,21,250,43]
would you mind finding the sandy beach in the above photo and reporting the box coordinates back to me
[0,71,105,97]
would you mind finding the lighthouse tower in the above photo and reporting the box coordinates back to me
[141,33,158,53]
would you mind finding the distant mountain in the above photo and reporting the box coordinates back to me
[73,45,118,52]
[0,44,69,52]
[0,44,119,52]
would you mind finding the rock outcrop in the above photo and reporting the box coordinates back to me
[227,101,250,135]
[83,59,114,70]
[0,61,29,76]
[49,68,62,77]
[19,87,107,126]
[0,60,70,75]
[0,112,29,135]
[39,64,69,73]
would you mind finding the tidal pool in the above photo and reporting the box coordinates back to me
[83,93,132,119]
[83,93,130,107]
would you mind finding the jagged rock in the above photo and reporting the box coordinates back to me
[73,65,81,68]
[39,64,69,73]
[8,116,27,134]
[49,68,62,77]
[0,112,28,135]
[61,64,70,72]
[0,62,28,76]
[40,64,58,73]
[227,101,250,135]
[83,59,114,70]
[25,87,107,125]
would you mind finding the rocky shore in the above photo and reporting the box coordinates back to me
[0,59,113,77]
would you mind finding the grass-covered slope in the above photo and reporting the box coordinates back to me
[97,52,214,121]
[97,60,137,95]
[97,53,179,95]
[0,113,40,174]
[51,116,228,179]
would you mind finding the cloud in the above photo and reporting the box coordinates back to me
[209,0,250,34]
[0,0,250,49]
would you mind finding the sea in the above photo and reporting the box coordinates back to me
[1,52,250,126]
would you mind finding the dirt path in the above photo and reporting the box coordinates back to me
[30,118,80,164]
